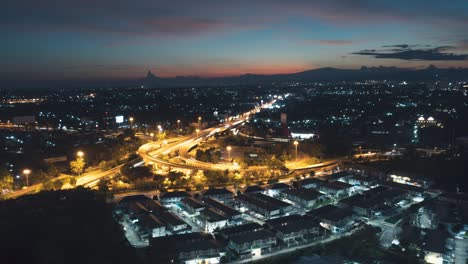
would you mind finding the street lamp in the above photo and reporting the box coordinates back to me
[226,146,232,160]
[150,132,154,140]
[195,129,200,137]
[157,125,162,132]
[177,120,181,132]
[76,151,85,176]
[129,117,134,129]
[293,140,299,160]
[23,169,31,187]
[198,116,202,129]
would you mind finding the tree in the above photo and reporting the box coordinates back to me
[46,163,60,178]
[69,176,77,186]
[36,169,51,183]
[0,166,14,190]
[168,171,184,182]
[98,178,110,192]
[124,165,153,181]
[99,160,108,171]
[309,143,325,160]
[267,156,285,170]
[70,157,85,176]
[42,180,54,190]
[0,189,139,263]
[51,179,64,190]
[156,132,166,141]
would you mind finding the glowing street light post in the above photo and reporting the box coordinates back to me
[226,146,232,160]
[129,117,134,129]
[76,150,85,176]
[293,140,299,160]
[23,169,31,187]
[177,120,181,132]
[150,132,154,141]
[196,129,200,137]
[198,116,202,129]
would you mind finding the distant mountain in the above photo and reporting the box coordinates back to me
[142,66,468,88]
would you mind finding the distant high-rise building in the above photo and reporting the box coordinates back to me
[280,113,287,125]
[280,113,289,138]
[413,116,444,145]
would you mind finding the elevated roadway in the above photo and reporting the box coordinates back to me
[138,100,341,173]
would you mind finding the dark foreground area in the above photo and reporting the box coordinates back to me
[0,188,140,264]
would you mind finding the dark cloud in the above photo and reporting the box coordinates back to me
[0,0,264,37]
[382,44,410,48]
[352,45,468,61]
[2,0,468,37]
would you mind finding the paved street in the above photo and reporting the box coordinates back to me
[232,227,363,263]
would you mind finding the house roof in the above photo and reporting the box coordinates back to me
[250,192,292,208]
[203,197,241,217]
[140,199,166,212]
[138,213,165,229]
[200,208,228,223]
[339,194,383,209]
[150,232,220,261]
[127,201,148,215]
[159,211,187,227]
[237,194,279,212]
[283,188,324,201]
[203,188,233,196]
[181,197,205,210]
[238,193,291,213]
[327,171,353,182]
[300,178,325,187]
[322,181,352,190]
[159,191,191,200]
[308,205,354,222]
[382,181,424,193]
[119,195,151,204]
[265,214,303,227]
[274,219,320,234]
[350,175,373,183]
[244,185,264,193]
[216,222,263,237]
[269,183,291,190]
[230,229,275,244]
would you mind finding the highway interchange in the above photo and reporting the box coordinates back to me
[138,99,339,174]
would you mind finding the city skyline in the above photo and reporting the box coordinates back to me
[2,0,468,85]
[2,2,468,263]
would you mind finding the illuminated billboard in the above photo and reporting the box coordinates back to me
[115,115,124,123]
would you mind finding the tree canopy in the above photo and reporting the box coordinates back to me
[0,188,139,264]
[0,165,14,191]
[70,157,85,175]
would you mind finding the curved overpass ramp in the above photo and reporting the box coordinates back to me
[138,100,340,173]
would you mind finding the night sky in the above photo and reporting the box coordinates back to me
[2,0,468,83]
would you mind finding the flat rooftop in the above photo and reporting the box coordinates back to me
[283,188,324,201]
[203,197,241,217]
